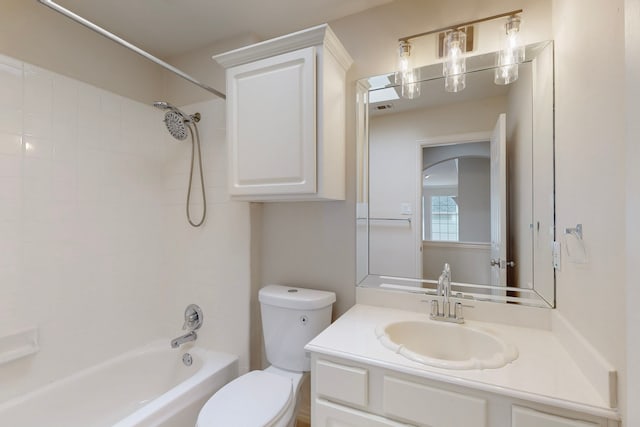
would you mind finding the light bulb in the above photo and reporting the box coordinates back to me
[395,41,411,85]
[395,41,421,99]
[443,30,467,93]
[495,15,523,85]
[505,16,524,63]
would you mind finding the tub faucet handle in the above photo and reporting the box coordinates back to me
[182,304,203,331]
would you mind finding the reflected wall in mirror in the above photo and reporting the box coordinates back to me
[356,41,555,307]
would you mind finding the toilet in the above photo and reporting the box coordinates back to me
[196,284,336,427]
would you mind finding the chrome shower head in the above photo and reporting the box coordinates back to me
[164,110,189,140]
[153,101,171,110]
[153,101,199,141]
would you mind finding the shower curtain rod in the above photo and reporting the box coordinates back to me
[37,0,226,100]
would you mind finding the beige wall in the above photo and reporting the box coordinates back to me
[552,0,627,418]
[163,33,260,106]
[625,0,640,424]
[0,0,247,106]
[0,0,164,104]
[260,0,553,319]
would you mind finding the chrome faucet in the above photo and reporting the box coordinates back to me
[171,331,197,348]
[437,263,451,305]
[171,304,203,349]
[430,263,464,324]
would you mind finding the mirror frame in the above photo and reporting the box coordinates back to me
[356,41,556,308]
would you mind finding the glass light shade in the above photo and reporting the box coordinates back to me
[443,30,467,92]
[401,70,421,99]
[445,73,466,92]
[494,59,519,85]
[505,16,525,63]
[395,41,411,85]
[395,41,421,99]
[495,15,523,85]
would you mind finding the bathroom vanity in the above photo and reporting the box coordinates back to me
[305,304,620,427]
[327,36,622,425]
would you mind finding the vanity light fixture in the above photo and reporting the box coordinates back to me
[396,9,523,93]
[395,41,420,99]
[495,15,525,85]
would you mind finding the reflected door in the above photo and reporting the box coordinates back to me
[490,113,507,286]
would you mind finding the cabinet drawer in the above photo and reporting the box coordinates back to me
[383,376,487,427]
[512,406,600,427]
[316,359,369,408]
[315,399,413,427]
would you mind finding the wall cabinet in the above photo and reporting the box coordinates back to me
[310,354,619,427]
[213,24,352,201]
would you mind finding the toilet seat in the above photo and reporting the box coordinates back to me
[196,370,294,427]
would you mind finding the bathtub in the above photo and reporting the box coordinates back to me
[0,340,238,427]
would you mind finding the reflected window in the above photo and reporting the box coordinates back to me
[430,196,459,241]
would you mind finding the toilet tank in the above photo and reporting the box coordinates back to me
[259,285,336,372]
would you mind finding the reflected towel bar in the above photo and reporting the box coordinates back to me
[357,217,412,225]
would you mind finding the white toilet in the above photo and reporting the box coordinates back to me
[196,284,336,427]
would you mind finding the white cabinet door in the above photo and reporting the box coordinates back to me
[512,406,601,427]
[226,46,317,197]
[383,376,487,427]
[315,399,414,427]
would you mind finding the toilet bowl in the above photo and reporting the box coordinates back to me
[196,285,335,427]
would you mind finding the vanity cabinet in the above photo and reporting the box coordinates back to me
[512,406,600,427]
[310,354,618,427]
[213,24,352,201]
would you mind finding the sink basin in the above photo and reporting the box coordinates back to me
[375,320,518,370]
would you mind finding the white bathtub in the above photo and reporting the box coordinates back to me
[0,340,238,427]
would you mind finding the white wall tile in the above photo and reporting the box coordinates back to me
[0,133,22,156]
[0,56,251,404]
[24,65,53,115]
[0,55,23,135]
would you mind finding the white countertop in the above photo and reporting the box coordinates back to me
[305,304,619,420]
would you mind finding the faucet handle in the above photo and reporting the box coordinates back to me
[430,300,439,317]
[454,302,464,322]
[182,304,203,331]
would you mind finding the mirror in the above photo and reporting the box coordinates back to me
[356,41,555,307]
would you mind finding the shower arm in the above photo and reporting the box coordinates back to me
[37,0,226,100]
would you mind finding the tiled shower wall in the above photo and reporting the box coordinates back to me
[160,99,251,376]
[0,54,250,402]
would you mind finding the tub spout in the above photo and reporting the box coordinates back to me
[170,331,197,349]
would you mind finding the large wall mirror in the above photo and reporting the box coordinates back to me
[356,41,555,308]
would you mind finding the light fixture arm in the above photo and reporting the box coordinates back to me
[398,9,523,43]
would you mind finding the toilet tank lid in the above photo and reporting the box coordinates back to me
[259,285,336,310]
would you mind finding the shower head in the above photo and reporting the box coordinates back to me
[153,101,199,141]
[153,101,172,110]
[164,110,189,140]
